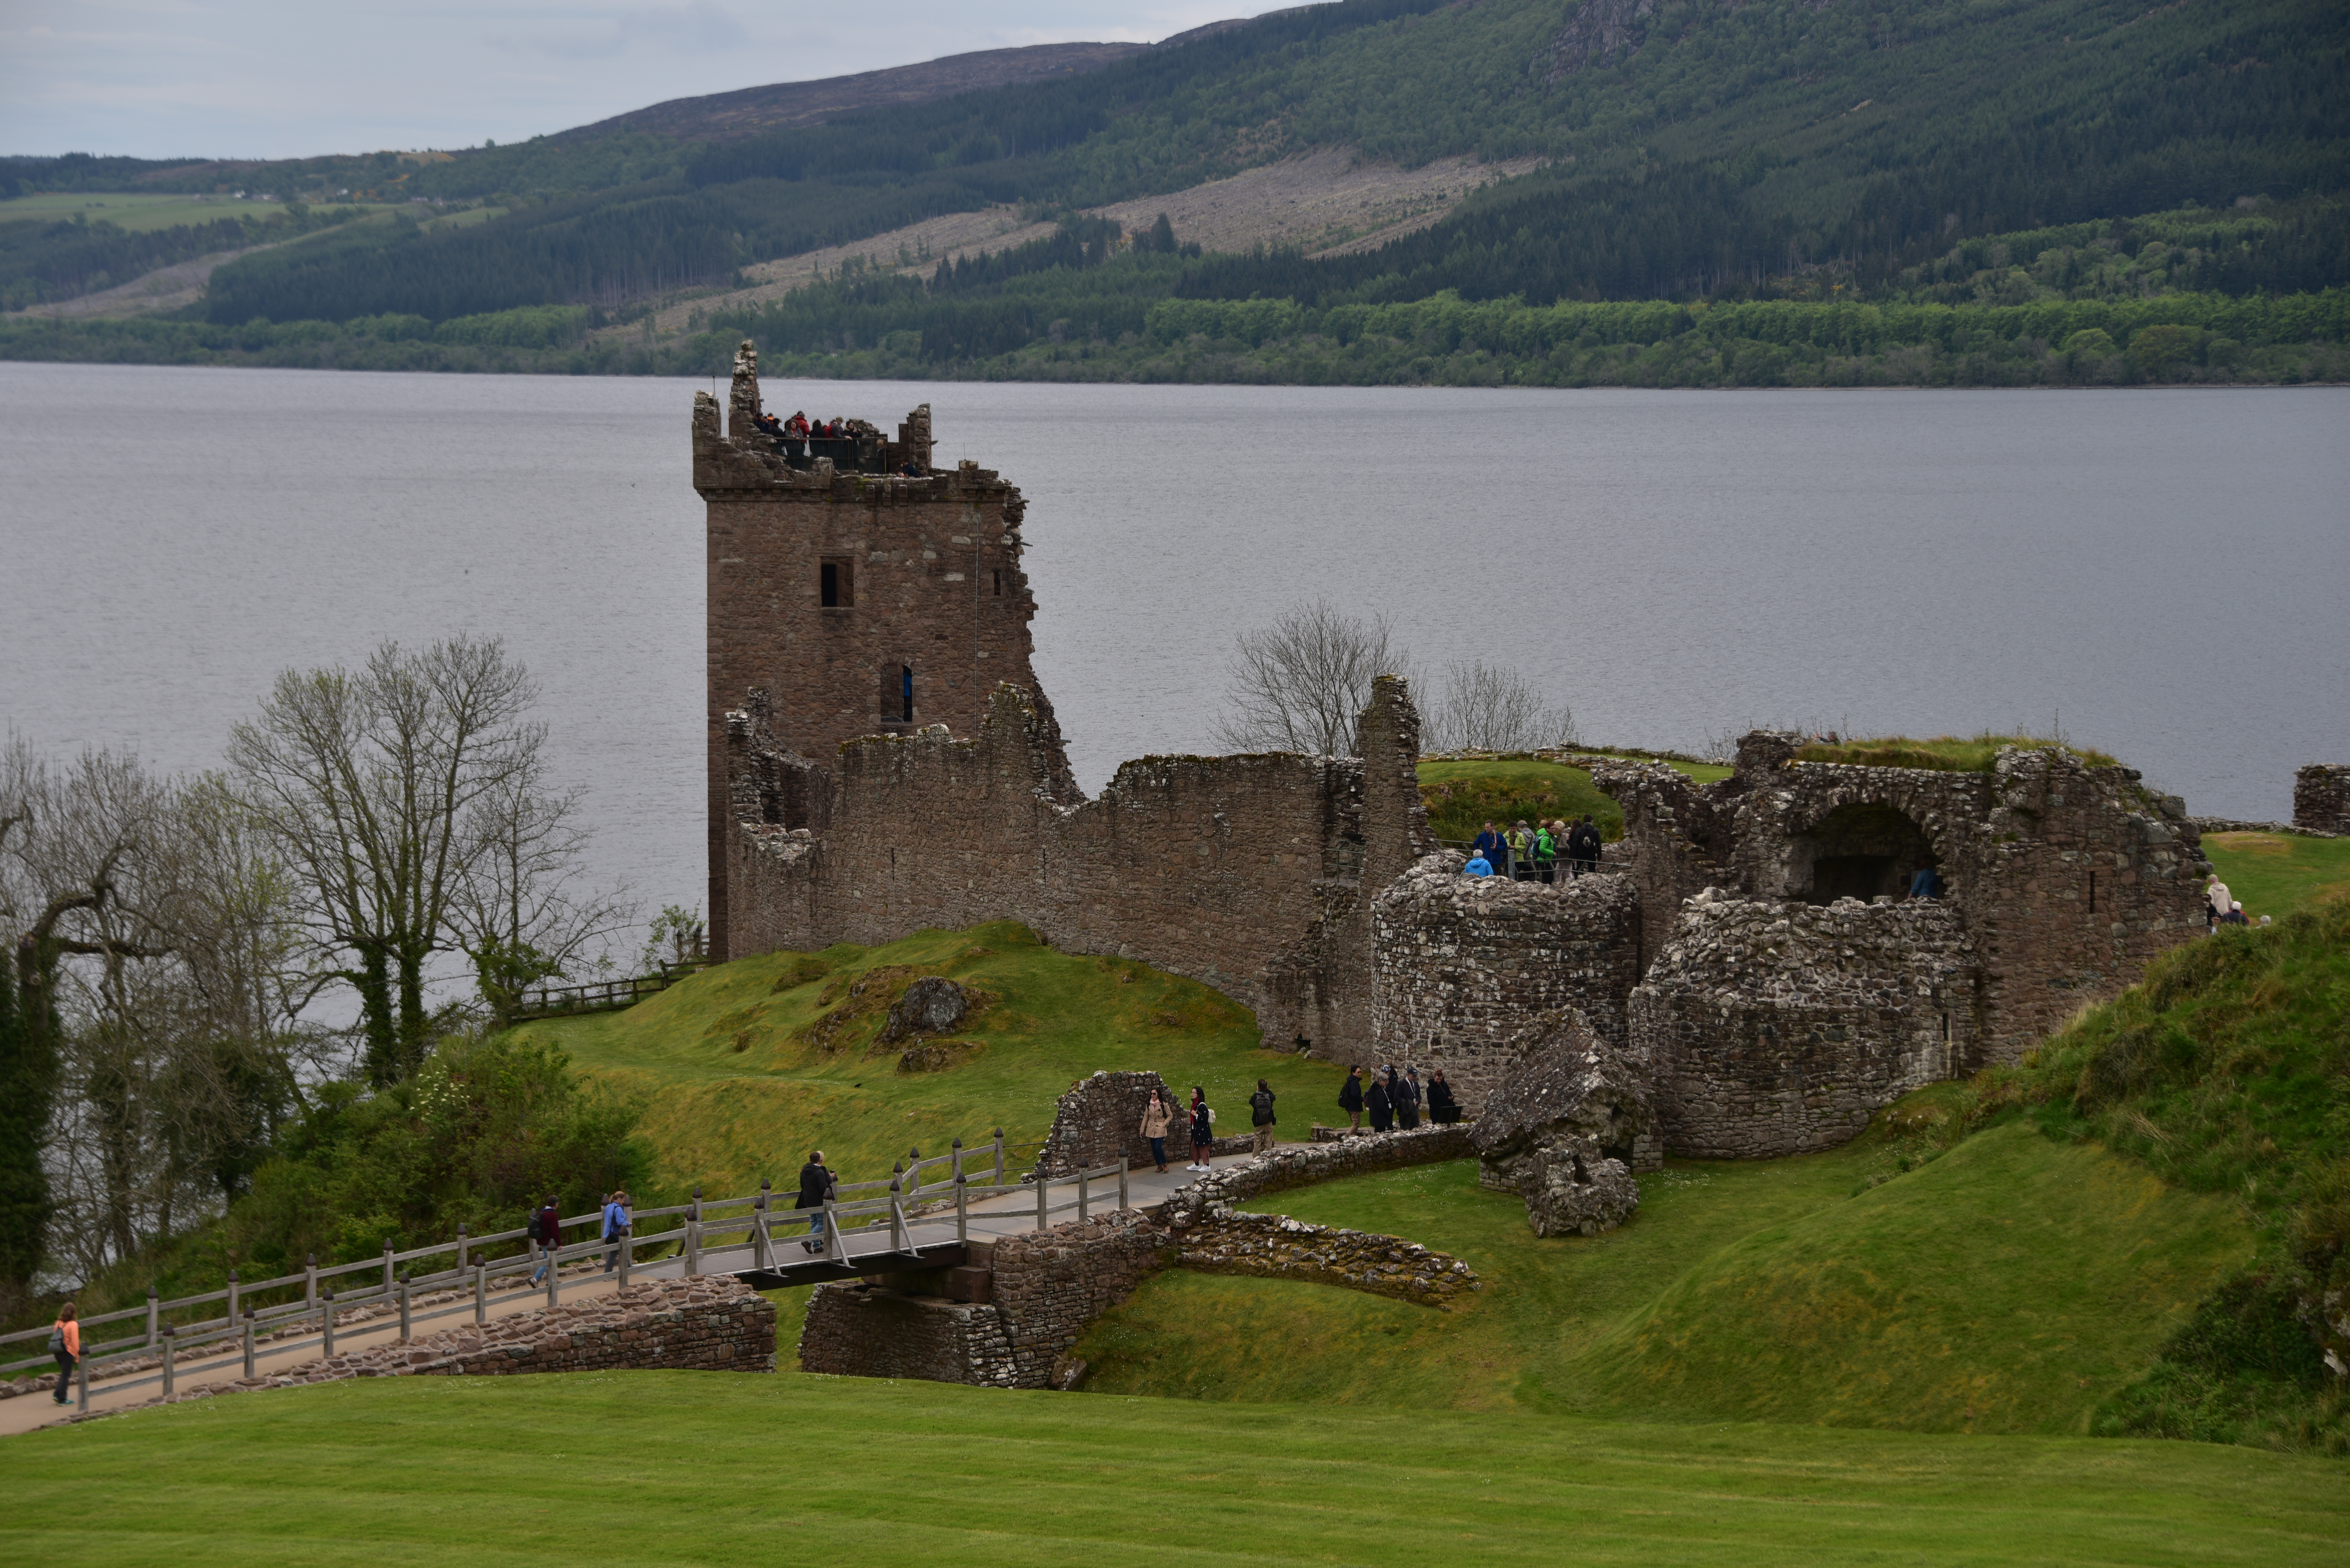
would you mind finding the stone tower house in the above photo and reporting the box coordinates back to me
[695,340,1071,958]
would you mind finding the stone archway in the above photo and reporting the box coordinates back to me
[1790,802,1938,905]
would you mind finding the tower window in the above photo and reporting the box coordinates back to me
[992,569,1003,598]
[820,558,853,608]
[901,664,914,723]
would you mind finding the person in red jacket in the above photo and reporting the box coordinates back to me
[50,1303,79,1406]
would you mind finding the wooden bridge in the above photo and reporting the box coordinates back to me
[2,1131,1167,1425]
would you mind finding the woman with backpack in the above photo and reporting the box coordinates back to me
[1140,1089,1177,1173]
[49,1303,78,1406]
[601,1190,632,1273]
[1188,1087,1215,1172]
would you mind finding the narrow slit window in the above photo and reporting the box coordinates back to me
[820,558,853,608]
[992,569,1003,598]
[900,664,914,723]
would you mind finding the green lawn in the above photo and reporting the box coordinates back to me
[2202,832,2350,920]
[514,920,1346,1198]
[1077,1118,2251,1435]
[5,1373,2344,1567]
[1415,756,1729,845]
[0,192,399,231]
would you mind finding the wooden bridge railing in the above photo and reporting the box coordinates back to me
[2,1125,1120,1410]
[510,958,709,1023]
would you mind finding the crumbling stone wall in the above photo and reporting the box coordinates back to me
[1368,856,1641,1114]
[1168,1213,1479,1305]
[1157,1122,1473,1220]
[697,345,1073,959]
[2297,765,2350,835]
[1035,1070,1180,1178]
[728,678,1432,1056]
[1633,893,1980,1158]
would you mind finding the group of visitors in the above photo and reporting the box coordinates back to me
[1139,1083,1239,1173]
[1337,1064,1458,1132]
[754,409,851,441]
[1465,817,1603,881]
[2205,873,2264,932]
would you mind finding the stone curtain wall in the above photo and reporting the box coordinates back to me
[1157,1123,1474,1220]
[797,1286,1011,1386]
[728,680,1432,1057]
[1632,895,1979,1158]
[2298,765,2350,835]
[1034,1070,1181,1178]
[697,346,1073,959]
[1369,856,1642,1115]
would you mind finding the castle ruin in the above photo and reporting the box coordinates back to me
[695,348,2216,1160]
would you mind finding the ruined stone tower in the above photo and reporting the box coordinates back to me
[695,340,1070,958]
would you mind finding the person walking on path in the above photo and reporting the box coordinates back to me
[1366,1070,1395,1133]
[1426,1070,1460,1125]
[1248,1079,1278,1156]
[1141,1089,1177,1173]
[1339,1066,1365,1131]
[529,1197,562,1284]
[1396,1067,1423,1129]
[1188,1088,1216,1172]
[601,1190,632,1272]
[795,1151,835,1253]
[48,1304,78,1406]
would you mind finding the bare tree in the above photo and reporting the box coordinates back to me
[1423,660,1580,754]
[227,634,625,1083]
[1212,599,1420,758]
[451,753,634,1028]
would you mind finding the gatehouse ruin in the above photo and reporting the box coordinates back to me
[694,345,2220,1164]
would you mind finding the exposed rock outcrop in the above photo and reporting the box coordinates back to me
[881,976,968,1042]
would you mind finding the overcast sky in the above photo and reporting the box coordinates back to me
[2,1,1286,161]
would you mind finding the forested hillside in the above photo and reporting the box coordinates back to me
[3,0,2344,383]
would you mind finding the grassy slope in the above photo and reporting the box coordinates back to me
[513,920,1346,1198]
[1077,1121,2250,1436]
[7,1375,2347,1567]
[1416,756,1730,845]
[2203,833,2350,922]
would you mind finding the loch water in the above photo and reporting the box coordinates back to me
[3,361,2344,917]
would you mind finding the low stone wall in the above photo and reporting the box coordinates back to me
[2189,816,2340,840]
[1158,1123,1474,1221]
[1170,1212,1479,1306]
[49,1278,775,1422]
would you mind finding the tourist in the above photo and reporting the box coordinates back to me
[1141,1089,1177,1173]
[1426,1070,1460,1125]
[1464,851,1494,877]
[1534,820,1558,884]
[2205,874,2232,933]
[1472,820,1504,871]
[529,1196,562,1284]
[1249,1078,1278,1156]
[1339,1066,1365,1131]
[601,1189,632,1272]
[1908,864,1944,901]
[48,1303,78,1406]
[2224,900,2250,927]
[1396,1067,1422,1130]
[1366,1069,1395,1133]
[1573,816,1602,876]
[1188,1087,1215,1172]
[796,1152,834,1253]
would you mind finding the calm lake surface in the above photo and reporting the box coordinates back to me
[4,361,2345,923]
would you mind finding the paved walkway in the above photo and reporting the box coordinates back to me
[1,1147,1255,1438]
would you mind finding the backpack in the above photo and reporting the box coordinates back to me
[47,1323,64,1354]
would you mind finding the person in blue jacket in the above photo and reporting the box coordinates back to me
[1464,854,1494,877]
[601,1190,632,1273]
[1471,820,1505,871]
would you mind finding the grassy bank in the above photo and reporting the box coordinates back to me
[1415,755,1730,845]
[7,1373,2346,1566]
[512,921,1345,1197]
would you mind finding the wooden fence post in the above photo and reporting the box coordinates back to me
[456,1223,468,1276]
[146,1284,158,1350]
[618,1233,632,1288]
[241,1312,256,1380]
[1035,1173,1048,1233]
[304,1254,318,1327]
[397,1275,412,1342]
[889,1176,907,1251]
[225,1268,239,1325]
[754,1180,772,1271]
[994,1128,1005,1187]
[321,1290,336,1358]
[1118,1156,1129,1211]
[474,1262,487,1326]
[161,1324,175,1398]
[951,1136,964,1184]
[382,1242,395,1296]
[1078,1166,1089,1223]
[956,1174,968,1246]
[906,1148,921,1200]
[687,1186,702,1276]
[822,1200,841,1264]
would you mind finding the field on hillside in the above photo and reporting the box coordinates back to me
[7,1373,2346,1566]
[1077,1120,2251,1435]
[515,921,1347,1198]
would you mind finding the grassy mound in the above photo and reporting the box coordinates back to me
[7,1374,2346,1566]
[2203,832,2350,921]
[1416,756,1729,846]
[1075,1124,2250,1434]
[1791,734,2120,772]
[513,921,1345,1197]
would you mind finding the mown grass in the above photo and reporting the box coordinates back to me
[1077,1120,2249,1435]
[1791,733,2119,772]
[1414,756,1731,845]
[7,1373,2346,1567]
[2203,832,2350,920]
[512,920,1345,1197]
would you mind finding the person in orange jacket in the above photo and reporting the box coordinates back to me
[50,1303,79,1405]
